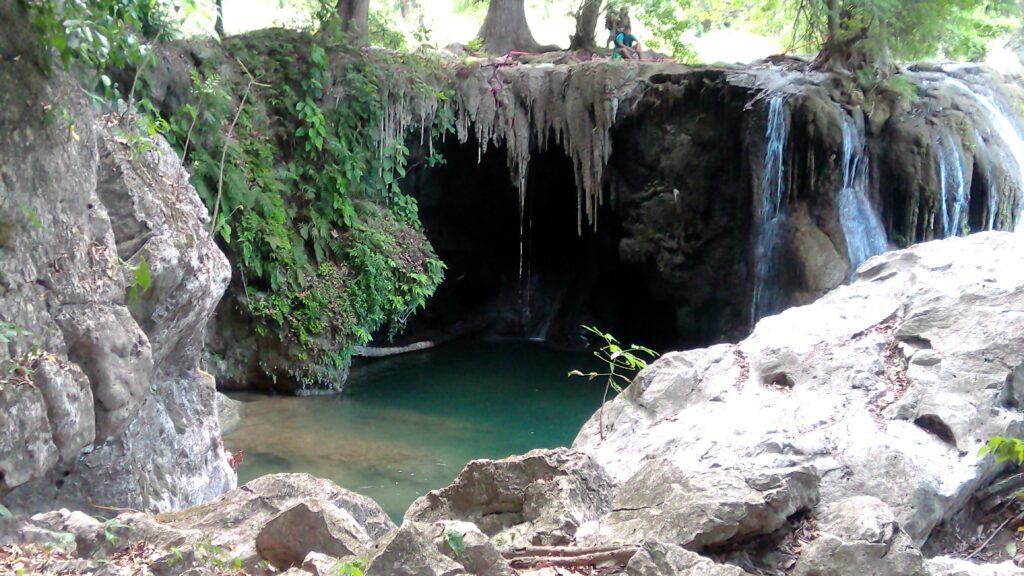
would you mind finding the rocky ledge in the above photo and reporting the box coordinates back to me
[4,232,1024,575]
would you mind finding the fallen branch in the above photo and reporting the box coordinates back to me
[503,545,637,569]
[965,511,1024,561]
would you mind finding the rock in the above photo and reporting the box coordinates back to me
[574,233,1024,545]
[303,551,349,576]
[927,557,1024,576]
[28,509,105,557]
[0,0,234,513]
[365,522,464,576]
[792,496,928,576]
[215,393,242,434]
[406,448,613,545]
[433,521,514,576]
[0,383,58,489]
[626,539,751,576]
[256,501,374,569]
[137,474,394,568]
[30,359,94,464]
[601,460,818,550]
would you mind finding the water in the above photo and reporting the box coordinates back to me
[751,96,788,324]
[944,78,1024,231]
[224,340,603,523]
[934,130,968,237]
[837,113,888,274]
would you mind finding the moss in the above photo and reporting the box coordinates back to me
[0,218,12,250]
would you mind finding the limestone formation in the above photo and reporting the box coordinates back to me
[575,233,1024,547]
[0,0,233,513]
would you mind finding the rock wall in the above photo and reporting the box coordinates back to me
[0,1,234,513]
[418,58,1024,348]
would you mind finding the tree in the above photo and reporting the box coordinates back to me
[569,0,603,51]
[336,0,369,39]
[479,0,547,54]
[214,0,224,37]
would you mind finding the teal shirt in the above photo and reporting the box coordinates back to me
[615,32,637,49]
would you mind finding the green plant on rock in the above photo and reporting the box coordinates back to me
[163,26,452,387]
[980,436,1024,465]
[335,559,368,576]
[570,326,658,440]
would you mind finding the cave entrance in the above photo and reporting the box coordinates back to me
[396,136,679,350]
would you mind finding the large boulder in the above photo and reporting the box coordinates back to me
[256,501,375,569]
[133,473,395,568]
[625,539,752,576]
[574,232,1024,548]
[365,522,465,576]
[406,448,613,546]
[601,460,818,550]
[792,496,928,576]
[0,0,233,512]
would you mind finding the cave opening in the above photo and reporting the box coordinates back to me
[396,134,680,351]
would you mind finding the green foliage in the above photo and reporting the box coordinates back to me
[0,503,12,519]
[194,538,244,571]
[166,29,451,386]
[102,518,131,548]
[979,436,1024,465]
[0,323,32,344]
[335,559,368,576]
[445,529,466,556]
[570,326,658,440]
[126,255,152,306]
[736,0,1021,61]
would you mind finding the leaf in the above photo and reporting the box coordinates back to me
[134,255,152,292]
[0,502,12,519]
[1007,541,1017,557]
[445,529,465,556]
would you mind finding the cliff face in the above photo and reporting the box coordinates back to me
[0,1,234,513]
[401,58,1024,350]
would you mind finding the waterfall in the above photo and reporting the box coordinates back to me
[934,130,968,237]
[751,96,788,325]
[837,112,888,275]
[945,78,1024,231]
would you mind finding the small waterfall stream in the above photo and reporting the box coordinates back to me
[838,112,888,274]
[945,77,1024,231]
[751,96,788,325]
[934,130,968,237]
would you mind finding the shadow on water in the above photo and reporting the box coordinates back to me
[223,339,604,523]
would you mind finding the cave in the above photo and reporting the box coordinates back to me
[397,134,683,351]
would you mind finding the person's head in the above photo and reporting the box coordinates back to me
[624,25,632,34]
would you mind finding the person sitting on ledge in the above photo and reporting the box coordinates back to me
[614,25,642,60]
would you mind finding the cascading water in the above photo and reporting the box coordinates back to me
[837,112,888,275]
[934,130,968,237]
[974,129,1000,231]
[751,96,788,325]
[945,77,1024,231]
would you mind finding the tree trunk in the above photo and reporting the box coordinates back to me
[569,0,603,51]
[336,0,370,41]
[214,0,224,37]
[479,0,542,55]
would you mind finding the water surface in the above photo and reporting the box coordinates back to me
[224,339,603,522]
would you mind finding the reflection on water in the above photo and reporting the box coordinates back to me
[224,339,602,522]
